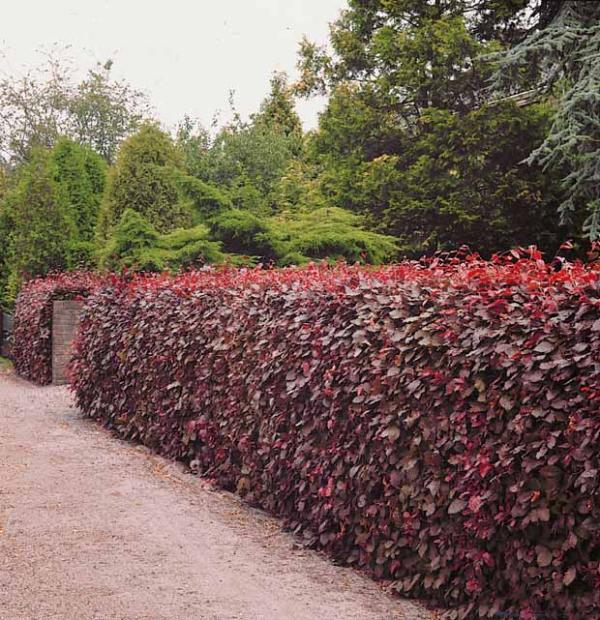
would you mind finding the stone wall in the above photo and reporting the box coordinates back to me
[52,300,84,385]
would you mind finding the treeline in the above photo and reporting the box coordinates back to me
[0,0,597,305]
[0,68,398,306]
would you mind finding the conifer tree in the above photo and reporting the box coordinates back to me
[2,149,75,302]
[492,0,600,238]
[253,72,302,137]
[97,123,192,243]
[51,138,107,243]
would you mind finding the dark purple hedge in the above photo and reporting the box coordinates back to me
[12,272,102,384]
[70,258,600,619]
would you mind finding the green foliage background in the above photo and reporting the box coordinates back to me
[1,1,596,306]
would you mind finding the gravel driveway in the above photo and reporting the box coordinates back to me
[0,371,433,620]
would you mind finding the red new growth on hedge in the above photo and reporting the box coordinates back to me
[70,255,600,619]
[12,272,104,384]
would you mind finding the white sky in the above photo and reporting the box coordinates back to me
[1,0,346,131]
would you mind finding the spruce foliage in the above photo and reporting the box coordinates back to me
[492,0,600,238]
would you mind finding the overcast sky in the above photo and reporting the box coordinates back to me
[1,0,346,131]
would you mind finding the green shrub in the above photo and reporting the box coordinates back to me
[101,209,223,272]
[271,207,398,265]
[177,174,232,220]
[158,226,224,269]
[210,209,278,261]
[210,206,396,266]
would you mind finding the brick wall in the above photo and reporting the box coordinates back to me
[1,310,13,358]
[52,300,84,385]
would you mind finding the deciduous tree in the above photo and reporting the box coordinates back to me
[0,52,149,164]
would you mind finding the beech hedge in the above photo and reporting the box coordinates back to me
[12,272,103,384]
[70,256,600,619]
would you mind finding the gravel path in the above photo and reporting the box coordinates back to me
[0,371,433,620]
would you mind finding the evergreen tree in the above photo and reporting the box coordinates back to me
[97,123,192,243]
[99,209,161,271]
[210,209,277,260]
[272,207,398,265]
[296,0,502,127]
[51,138,107,245]
[375,103,565,255]
[0,169,12,303]
[2,149,75,302]
[492,0,600,238]
[253,72,302,137]
[294,0,567,256]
